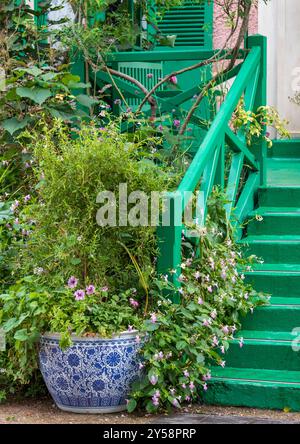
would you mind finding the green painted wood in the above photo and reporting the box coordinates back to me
[156,193,182,302]
[225,152,244,219]
[200,144,221,224]
[156,0,213,49]
[232,172,259,239]
[177,46,261,206]
[240,304,300,332]
[214,139,225,190]
[106,49,246,63]
[247,210,300,236]
[225,127,259,170]
[246,35,267,187]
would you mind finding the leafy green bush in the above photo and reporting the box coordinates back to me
[128,192,269,413]
[16,120,173,292]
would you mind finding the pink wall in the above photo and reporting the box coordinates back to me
[213,2,258,49]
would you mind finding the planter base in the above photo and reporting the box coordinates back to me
[56,403,127,414]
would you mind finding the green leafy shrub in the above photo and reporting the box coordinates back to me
[127,192,269,413]
[16,120,173,292]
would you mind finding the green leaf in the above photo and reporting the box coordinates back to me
[16,67,43,77]
[76,94,98,109]
[40,72,60,82]
[126,399,137,413]
[67,81,91,90]
[70,258,81,265]
[157,34,177,47]
[16,87,52,105]
[1,116,31,135]
[61,73,81,86]
[176,340,187,350]
[14,329,29,341]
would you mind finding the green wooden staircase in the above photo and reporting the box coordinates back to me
[204,139,300,411]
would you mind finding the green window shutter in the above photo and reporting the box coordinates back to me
[157,0,213,49]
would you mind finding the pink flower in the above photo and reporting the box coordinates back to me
[220,346,225,354]
[194,271,201,280]
[198,297,204,305]
[173,119,181,128]
[202,318,211,327]
[24,194,31,203]
[183,370,190,377]
[220,361,226,368]
[150,313,157,324]
[189,381,195,391]
[221,270,227,279]
[101,286,109,292]
[135,335,141,344]
[203,383,208,391]
[127,325,134,332]
[172,398,180,408]
[150,374,158,385]
[170,75,178,85]
[210,309,217,319]
[129,298,139,308]
[10,200,20,212]
[222,326,229,335]
[212,336,219,346]
[139,362,144,370]
[239,337,244,348]
[147,73,154,78]
[86,285,95,295]
[74,289,85,301]
[68,276,78,289]
[202,373,211,381]
[185,396,191,402]
[207,286,213,293]
[152,395,159,406]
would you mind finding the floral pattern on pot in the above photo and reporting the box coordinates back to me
[39,332,142,413]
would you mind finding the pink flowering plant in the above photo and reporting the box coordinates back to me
[127,192,269,413]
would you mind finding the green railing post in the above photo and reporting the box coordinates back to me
[157,193,182,303]
[246,35,267,187]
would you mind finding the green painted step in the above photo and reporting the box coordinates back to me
[244,264,300,297]
[224,339,300,371]
[258,187,300,207]
[241,305,300,332]
[240,236,300,264]
[235,330,298,341]
[247,208,300,236]
[269,139,300,159]
[266,159,300,187]
[271,297,300,306]
[204,367,300,411]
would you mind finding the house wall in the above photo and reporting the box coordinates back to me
[258,0,300,137]
[213,2,258,49]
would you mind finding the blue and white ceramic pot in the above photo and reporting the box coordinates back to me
[39,331,142,414]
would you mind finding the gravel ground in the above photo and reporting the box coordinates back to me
[1,398,300,424]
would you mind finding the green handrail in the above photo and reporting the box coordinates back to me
[157,35,267,297]
[177,46,261,205]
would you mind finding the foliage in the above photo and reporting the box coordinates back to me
[14,119,174,292]
[0,0,94,146]
[232,100,290,147]
[0,278,142,385]
[128,190,269,413]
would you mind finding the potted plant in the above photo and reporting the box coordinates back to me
[0,120,170,413]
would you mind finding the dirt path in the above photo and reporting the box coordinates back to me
[1,398,300,424]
